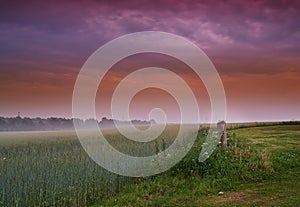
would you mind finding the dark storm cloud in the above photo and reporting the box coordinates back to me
[0,0,299,77]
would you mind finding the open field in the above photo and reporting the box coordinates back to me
[0,124,299,206]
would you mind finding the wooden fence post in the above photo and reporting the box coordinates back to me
[217,121,227,147]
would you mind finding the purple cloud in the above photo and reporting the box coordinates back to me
[0,0,299,78]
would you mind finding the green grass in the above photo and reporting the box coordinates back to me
[0,124,299,206]
[92,125,300,207]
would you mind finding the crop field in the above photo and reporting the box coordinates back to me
[1,130,121,206]
[1,124,299,207]
[0,125,183,206]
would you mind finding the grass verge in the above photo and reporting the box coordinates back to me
[92,125,300,207]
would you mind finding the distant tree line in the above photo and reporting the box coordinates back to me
[0,116,156,131]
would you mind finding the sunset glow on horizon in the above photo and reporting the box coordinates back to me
[0,0,299,123]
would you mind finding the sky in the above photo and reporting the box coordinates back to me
[0,0,299,123]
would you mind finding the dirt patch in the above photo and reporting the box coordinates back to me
[211,192,282,206]
[214,192,247,203]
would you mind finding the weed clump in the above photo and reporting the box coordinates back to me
[169,129,274,189]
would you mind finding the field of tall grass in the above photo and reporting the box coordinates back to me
[0,131,124,206]
[0,125,182,206]
[1,124,299,207]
